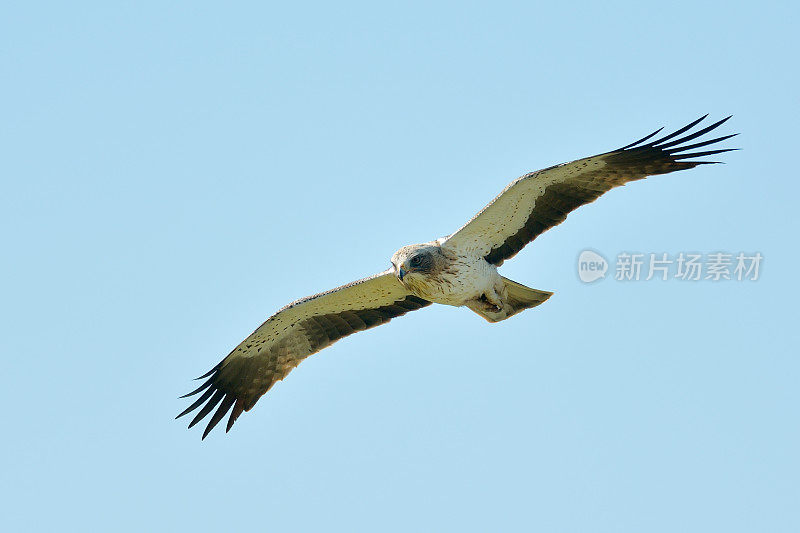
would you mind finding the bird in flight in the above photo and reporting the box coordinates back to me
[178,115,736,438]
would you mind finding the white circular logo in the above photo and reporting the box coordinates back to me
[577,250,608,283]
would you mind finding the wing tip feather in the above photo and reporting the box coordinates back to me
[616,115,737,166]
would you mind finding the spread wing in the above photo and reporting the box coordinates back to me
[177,270,430,438]
[443,115,737,265]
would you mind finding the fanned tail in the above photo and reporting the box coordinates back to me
[467,277,553,323]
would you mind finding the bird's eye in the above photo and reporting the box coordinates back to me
[410,256,422,267]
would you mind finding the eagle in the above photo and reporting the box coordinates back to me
[178,115,736,438]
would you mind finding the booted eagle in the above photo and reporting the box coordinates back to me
[178,115,736,438]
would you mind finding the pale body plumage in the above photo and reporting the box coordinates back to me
[391,243,503,308]
[178,115,736,438]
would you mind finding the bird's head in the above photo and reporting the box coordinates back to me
[391,244,442,288]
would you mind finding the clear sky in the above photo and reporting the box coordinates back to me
[2,1,798,531]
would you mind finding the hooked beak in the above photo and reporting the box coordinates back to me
[398,267,407,281]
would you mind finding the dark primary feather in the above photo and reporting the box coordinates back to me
[177,293,431,439]
[483,115,737,265]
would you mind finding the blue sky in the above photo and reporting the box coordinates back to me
[2,1,798,531]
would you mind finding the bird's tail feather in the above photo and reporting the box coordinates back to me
[503,277,553,314]
[467,277,553,322]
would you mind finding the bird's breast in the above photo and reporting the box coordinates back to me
[405,252,497,307]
